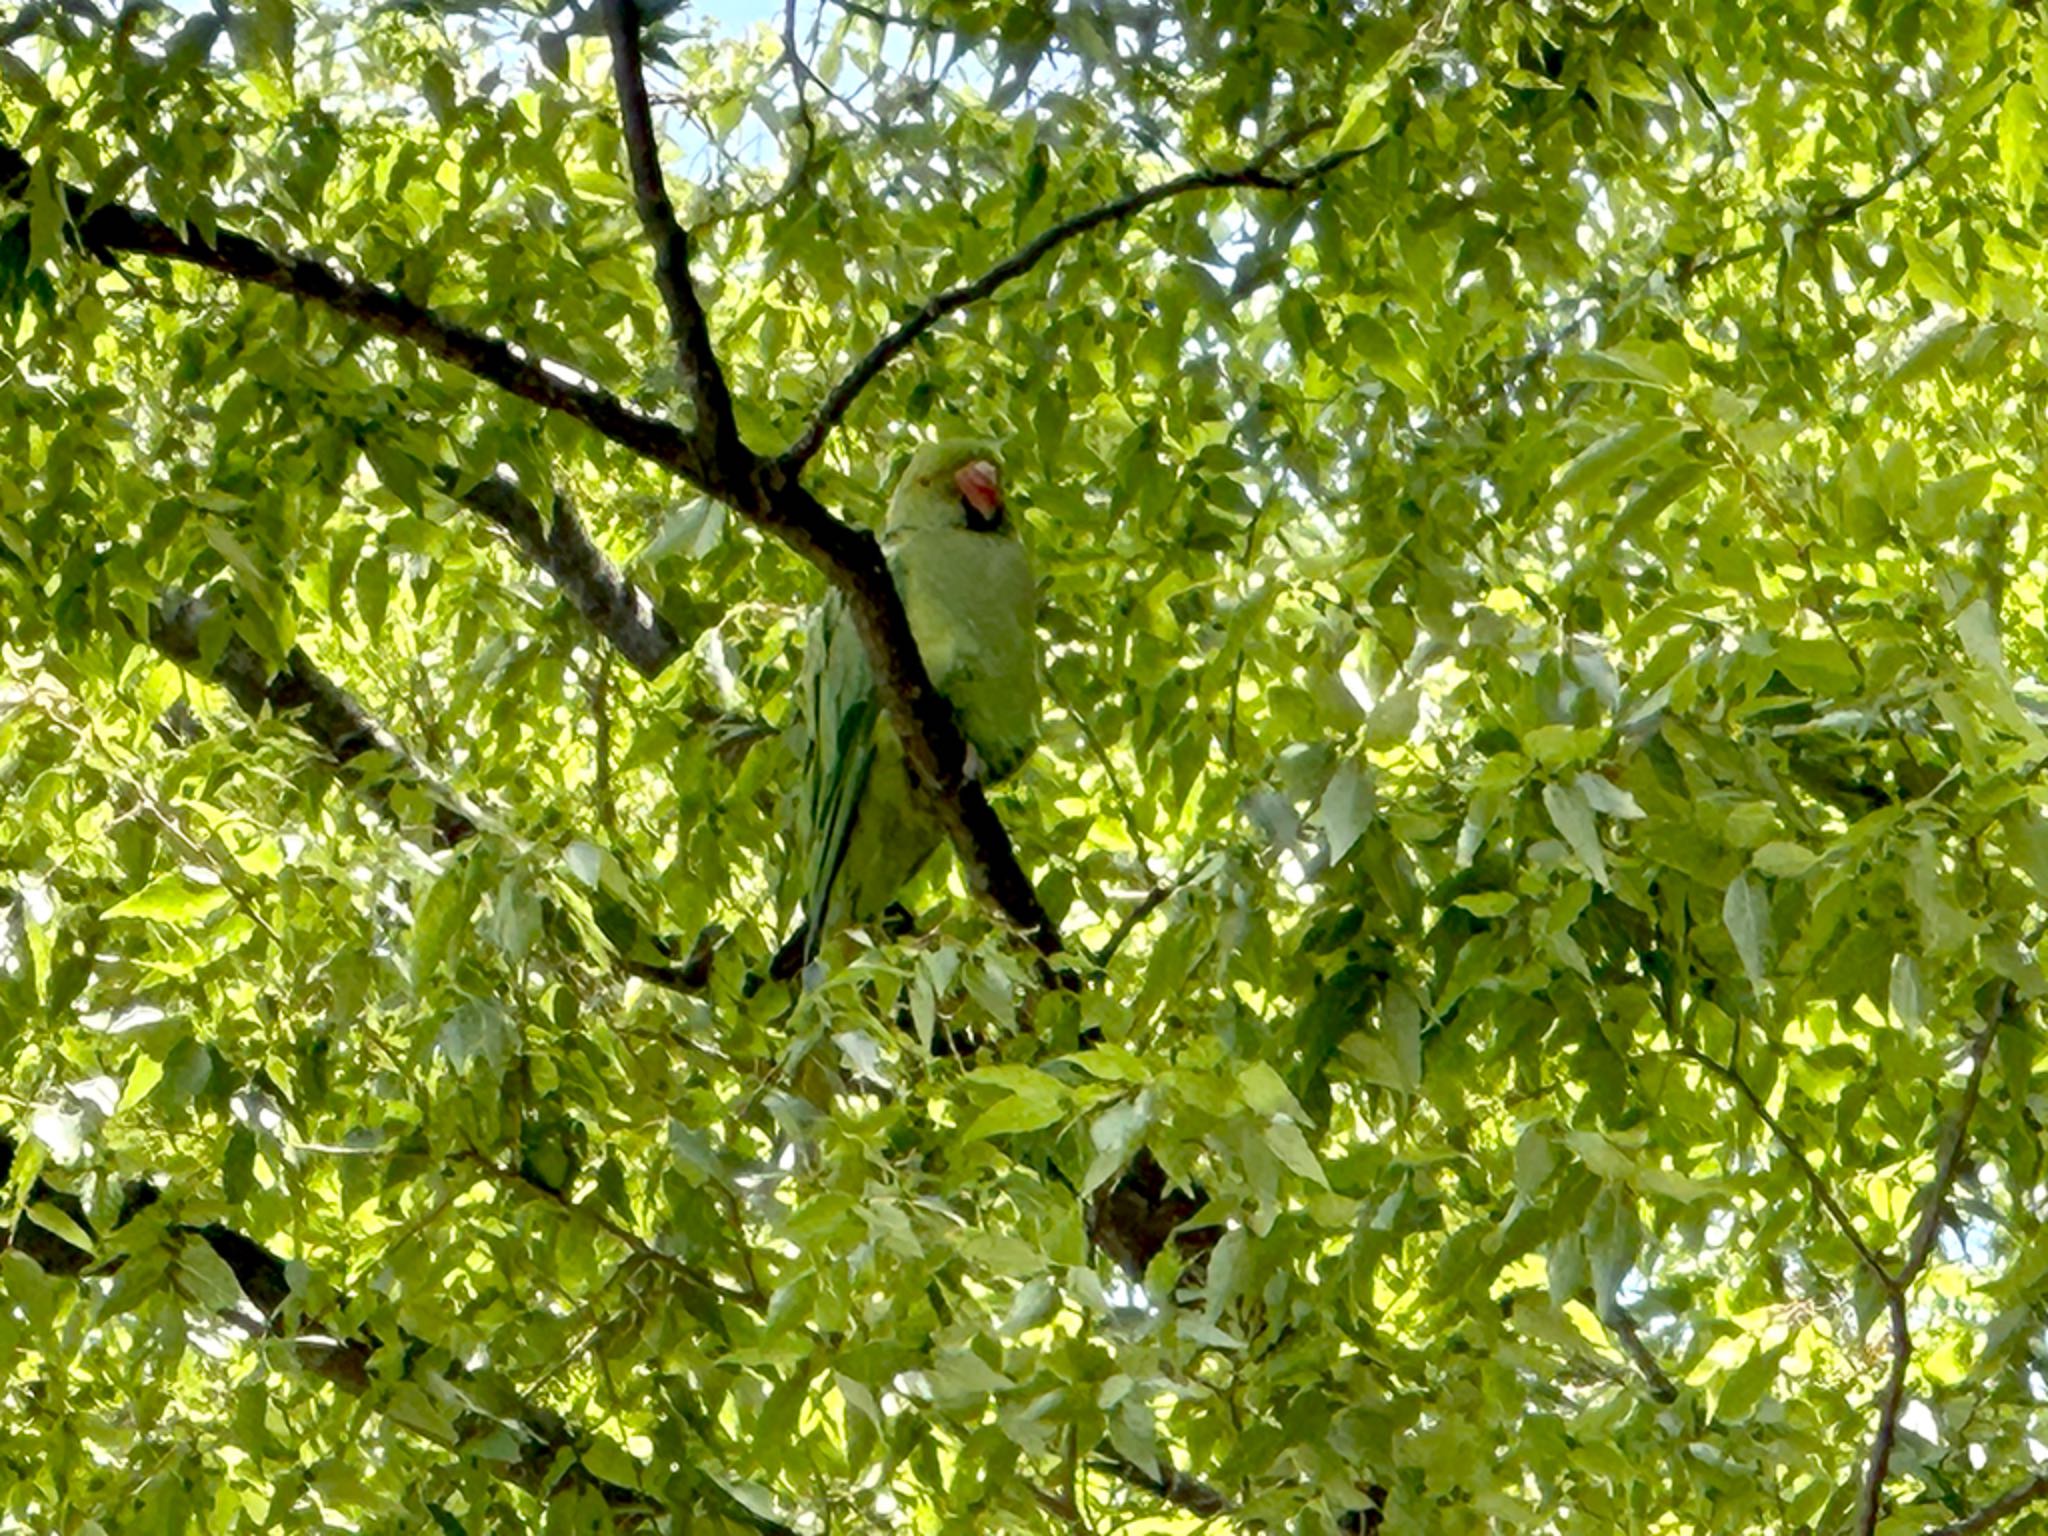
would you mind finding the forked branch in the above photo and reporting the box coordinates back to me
[0,138,1062,964]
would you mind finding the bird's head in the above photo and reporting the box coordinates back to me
[885,439,1009,538]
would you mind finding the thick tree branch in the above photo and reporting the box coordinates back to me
[2,140,1060,962]
[779,130,1367,470]
[147,590,481,848]
[0,1133,789,1529]
[600,0,743,467]
[442,469,682,678]
[145,589,739,993]
[764,483,1066,961]
[0,142,714,489]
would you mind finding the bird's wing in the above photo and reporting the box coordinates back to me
[793,590,883,955]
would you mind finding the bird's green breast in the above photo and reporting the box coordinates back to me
[889,527,1039,780]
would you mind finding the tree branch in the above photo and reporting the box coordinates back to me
[1680,1042,1892,1285]
[442,469,682,678]
[1676,129,1944,287]
[1853,995,2007,1536]
[145,589,737,994]
[147,590,481,849]
[0,141,714,489]
[1091,879,1175,970]
[460,1147,759,1311]
[1658,937,2020,1534]
[1603,1302,1680,1405]
[600,0,743,468]
[765,483,1067,962]
[1857,1290,1915,1536]
[0,1133,789,1530]
[1924,1473,2048,1536]
[1092,1449,1231,1517]
[2,139,1061,963]
[778,129,1368,471]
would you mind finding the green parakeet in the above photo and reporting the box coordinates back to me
[783,439,1040,970]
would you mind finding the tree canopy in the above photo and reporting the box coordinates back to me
[5,0,2048,1531]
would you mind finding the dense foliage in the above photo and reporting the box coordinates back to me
[5,0,2048,1531]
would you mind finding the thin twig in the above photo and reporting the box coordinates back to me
[779,129,1367,469]
[781,0,855,118]
[1853,998,2007,1536]
[1678,129,1944,286]
[1044,668,1149,866]
[462,1149,759,1311]
[1680,1042,1892,1285]
[1923,1472,2048,1535]
[1604,1303,1680,1404]
[1091,880,1176,971]
[1897,1001,2003,1289]
[590,650,618,835]
[826,0,928,27]
[1678,61,1735,166]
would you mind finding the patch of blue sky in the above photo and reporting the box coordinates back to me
[692,0,787,34]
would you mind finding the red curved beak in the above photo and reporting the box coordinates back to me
[955,460,1004,527]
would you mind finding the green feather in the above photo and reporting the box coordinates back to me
[789,440,1040,963]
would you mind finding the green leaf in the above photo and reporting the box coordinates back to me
[1723,874,1770,992]
[1453,891,1517,917]
[1238,1060,1307,1122]
[1080,1098,1150,1194]
[1555,343,1692,392]
[413,856,484,990]
[176,1237,246,1312]
[2001,82,2041,210]
[1552,418,1685,503]
[1565,1131,1637,1182]
[1889,953,1924,1029]
[1716,1342,1787,1421]
[117,1053,164,1114]
[104,874,232,925]
[1751,841,1817,879]
[927,1348,1013,1405]
[962,1071,1067,1141]
[1543,780,1609,887]
[1263,1119,1329,1188]
[23,1201,94,1254]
